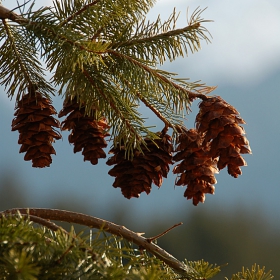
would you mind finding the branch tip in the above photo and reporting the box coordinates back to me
[147,222,183,243]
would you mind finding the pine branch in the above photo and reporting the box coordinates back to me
[0,17,53,99]
[108,49,211,102]
[82,69,143,143]
[0,2,219,162]
[2,208,195,276]
[1,19,32,88]
[58,0,101,27]
[8,213,67,233]
[0,3,211,107]
[111,8,212,64]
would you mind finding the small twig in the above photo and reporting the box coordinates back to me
[13,0,32,13]
[59,0,101,27]
[82,69,142,142]
[1,208,194,275]
[111,22,202,49]
[4,212,66,233]
[123,79,174,130]
[91,26,104,41]
[56,244,75,264]
[108,49,212,101]
[147,222,183,243]
[136,91,174,128]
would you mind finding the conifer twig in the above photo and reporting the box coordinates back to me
[59,0,101,27]
[2,19,33,86]
[112,22,202,49]
[136,91,174,128]
[2,208,194,275]
[108,49,211,101]
[6,212,67,233]
[123,79,174,129]
[82,69,142,142]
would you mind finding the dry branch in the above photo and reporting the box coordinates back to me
[1,208,194,275]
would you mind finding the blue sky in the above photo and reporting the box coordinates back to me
[1,0,280,229]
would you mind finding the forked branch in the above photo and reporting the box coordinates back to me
[1,208,193,275]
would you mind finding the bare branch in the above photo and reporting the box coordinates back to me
[147,222,183,243]
[2,208,193,275]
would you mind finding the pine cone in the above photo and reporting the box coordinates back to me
[173,128,218,205]
[11,92,61,168]
[196,96,252,178]
[106,133,173,199]
[59,98,110,165]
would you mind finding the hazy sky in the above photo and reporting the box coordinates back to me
[153,0,280,84]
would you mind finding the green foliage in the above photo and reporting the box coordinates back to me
[0,14,53,100]
[0,0,213,155]
[0,214,179,279]
[229,265,274,280]
[184,259,221,279]
[113,8,211,63]
[0,214,274,279]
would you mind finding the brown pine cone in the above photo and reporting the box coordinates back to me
[11,91,61,167]
[59,98,110,165]
[173,128,217,205]
[196,96,252,178]
[106,133,173,199]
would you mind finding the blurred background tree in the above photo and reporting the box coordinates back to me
[1,171,279,279]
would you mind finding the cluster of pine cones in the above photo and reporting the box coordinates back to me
[12,91,251,205]
[173,96,252,205]
[12,91,110,168]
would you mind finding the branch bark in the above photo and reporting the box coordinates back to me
[1,208,194,275]
[0,4,27,24]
